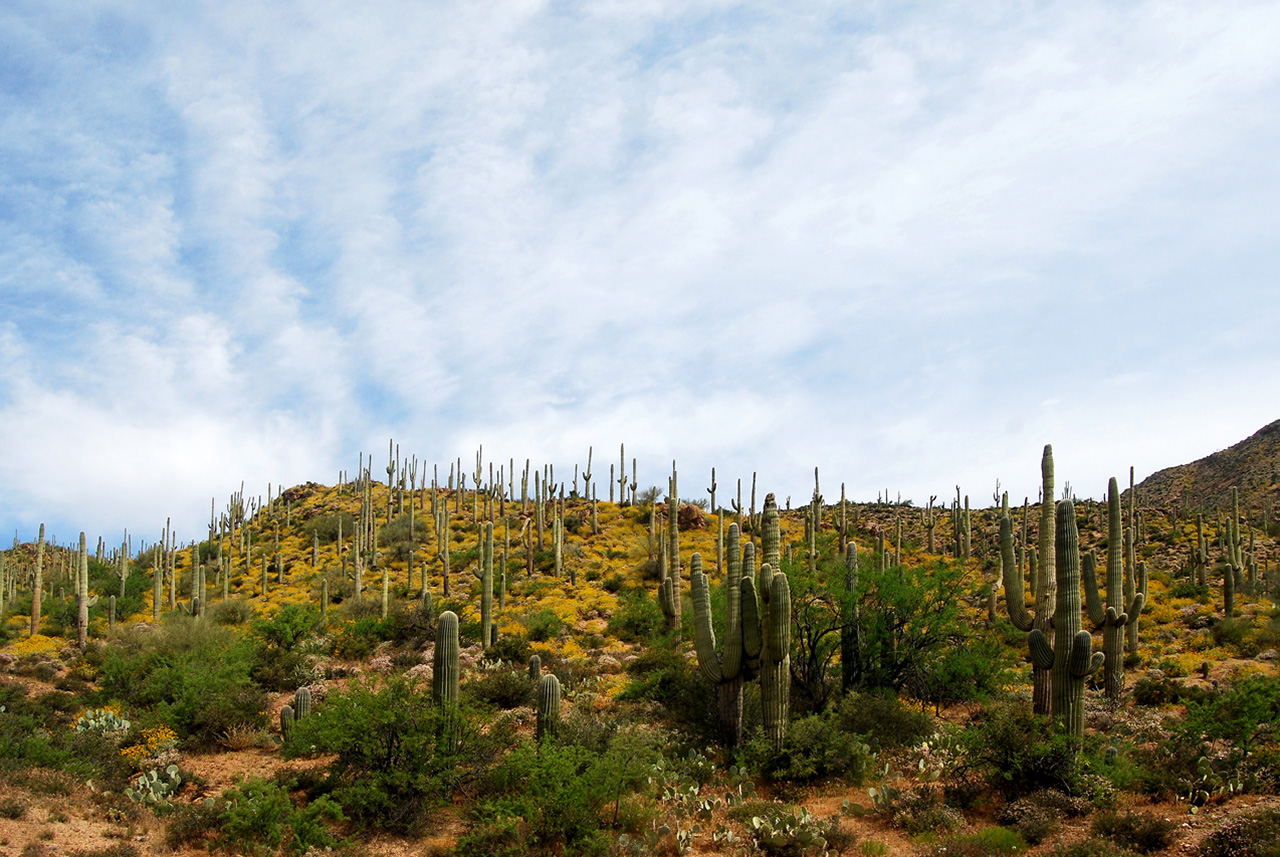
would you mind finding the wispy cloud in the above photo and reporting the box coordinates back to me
[2,0,1278,543]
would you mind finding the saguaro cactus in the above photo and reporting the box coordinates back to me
[280,704,295,743]
[77,532,90,650]
[294,686,312,720]
[841,543,860,692]
[31,524,45,636]
[434,611,460,708]
[528,653,541,681]
[1029,499,1104,743]
[1083,478,1146,700]
[758,494,792,753]
[478,522,494,650]
[1224,487,1245,618]
[537,673,561,741]
[658,467,683,635]
[691,523,750,746]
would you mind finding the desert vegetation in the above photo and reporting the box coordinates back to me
[1,436,1279,857]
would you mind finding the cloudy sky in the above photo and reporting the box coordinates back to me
[3,1,1278,547]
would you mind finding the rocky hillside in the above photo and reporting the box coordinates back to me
[1131,419,1280,518]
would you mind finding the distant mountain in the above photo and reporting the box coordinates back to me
[1130,419,1280,515]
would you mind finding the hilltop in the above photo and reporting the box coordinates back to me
[1130,419,1280,518]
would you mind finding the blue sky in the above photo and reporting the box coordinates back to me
[3,0,1278,548]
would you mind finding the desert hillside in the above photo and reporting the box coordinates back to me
[1,439,1279,857]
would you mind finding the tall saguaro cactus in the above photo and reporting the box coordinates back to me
[31,524,45,636]
[691,523,750,746]
[1083,478,1146,699]
[1034,445,1057,716]
[1029,499,1104,743]
[659,465,682,636]
[77,532,90,650]
[477,522,494,649]
[758,494,792,753]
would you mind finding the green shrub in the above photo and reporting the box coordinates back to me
[1197,807,1280,857]
[307,513,356,545]
[607,590,665,642]
[283,675,486,833]
[485,633,531,665]
[464,669,536,710]
[1049,839,1140,857]
[524,608,563,642]
[209,597,255,626]
[923,827,1026,857]
[834,691,934,750]
[745,712,874,785]
[616,643,719,742]
[961,702,1083,800]
[0,798,26,819]
[166,777,344,856]
[1090,811,1177,854]
[99,618,267,749]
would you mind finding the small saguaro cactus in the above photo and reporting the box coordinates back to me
[294,686,312,720]
[434,611,460,708]
[528,653,541,681]
[1029,499,1104,744]
[537,673,561,741]
[1082,478,1146,700]
[477,523,494,650]
[280,704,295,743]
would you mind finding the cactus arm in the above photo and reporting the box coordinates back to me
[1001,513,1033,632]
[690,554,724,684]
[741,575,762,672]
[1082,552,1106,628]
[1069,630,1103,678]
[723,525,743,680]
[1126,591,1145,622]
[1028,629,1055,671]
[766,569,791,665]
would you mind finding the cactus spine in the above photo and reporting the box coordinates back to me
[537,673,561,741]
[1029,499,1104,743]
[759,493,792,752]
[1083,478,1146,699]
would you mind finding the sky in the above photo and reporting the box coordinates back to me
[3,1,1278,549]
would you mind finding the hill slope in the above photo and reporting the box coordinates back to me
[1132,419,1280,516]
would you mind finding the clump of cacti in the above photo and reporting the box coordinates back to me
[690,525,750,747]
